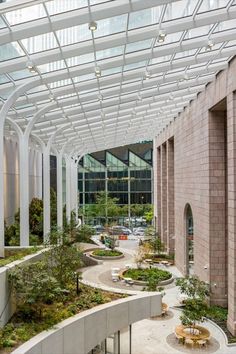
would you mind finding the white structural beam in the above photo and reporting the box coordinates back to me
[10,59,227,119]
[0,0,180,45]
[1,15,236,76]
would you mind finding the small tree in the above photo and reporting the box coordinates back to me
[150,237,165,255]
[176,275,210,330]
[9,261,62,318]
[45,230,82,289]
[75,225,95,243]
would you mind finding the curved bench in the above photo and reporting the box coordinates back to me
[12,293,162,354]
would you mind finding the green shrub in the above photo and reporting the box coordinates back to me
[92,249,122,257]
[124,268,171,282]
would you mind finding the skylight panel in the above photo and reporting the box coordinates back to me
[45,0,87,15]
[0,42,24,62]
[56,24,91,46]
[9,69,36,81]
[126,39,153,54]
[128,8,159,30]
[94,14,128,38]
[4,4,46,26]
[21,33,58,54]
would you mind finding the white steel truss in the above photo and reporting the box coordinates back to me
[0,0,236,253]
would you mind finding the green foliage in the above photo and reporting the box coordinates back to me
[75,224,95,243]
[45,231,82,289]
[0,247,39,267]
[149,236,165,255]
[50,188,57,228]
[0,285,125,351]
[176,275,210,328]
[144,274,160,291]
[124,268,171,282]
[144,206,153,224]
[180,298,209,328]
[5,197,45,246]
[92,249,122,257]
[176,275,209,300]
[9,262,63,310]
[144,226,156,239]
[206,305,228,322]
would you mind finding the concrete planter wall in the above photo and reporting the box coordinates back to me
[120,270,174,286]
[0,248,47,328]
[11,293,162,354]
[90,251,124,260]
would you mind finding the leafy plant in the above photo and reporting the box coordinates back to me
[44,230,82,289]
[92,249,122,257]
[176,275,210,329]
[124,268,171,282]
[176,275,209,300]
[75,224,95,243]
[9,261,63,317]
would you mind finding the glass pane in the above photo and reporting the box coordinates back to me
[22,33,58,54]
[4,4,46,26]
[129,8,159,30]
[0,42,24,61]
[45,0,87,15]
[94,14,128,38]
[57,24,91,46]
[126,39,153,53]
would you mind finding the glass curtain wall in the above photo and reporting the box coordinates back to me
[78,147,152,225]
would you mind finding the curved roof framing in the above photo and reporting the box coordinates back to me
[1,0,236,155]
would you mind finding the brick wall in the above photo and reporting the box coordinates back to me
[155,57,236,334]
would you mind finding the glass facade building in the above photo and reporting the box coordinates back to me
[78,142,153,214]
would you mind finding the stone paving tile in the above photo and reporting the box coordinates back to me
[81,243,236,354]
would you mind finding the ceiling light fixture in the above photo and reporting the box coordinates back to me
[145,70,151,79]
[158,29,166,43]
[49,93,55,101]
[206,39,214,51]
[89,21,97,31]
[26,60,36,73]
[95,66,101,77]
[137,93,142,101]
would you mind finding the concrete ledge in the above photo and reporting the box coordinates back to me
[0,248,47,327]
[120,270,174,286]
[90,251,124,260]
[11,293,162,354]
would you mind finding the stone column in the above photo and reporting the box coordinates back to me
[227,92,236,335]
[208,109,227,307]
[166,139,175,254]
[160,144,167,246]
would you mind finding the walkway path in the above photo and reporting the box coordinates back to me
[80,240,236,354]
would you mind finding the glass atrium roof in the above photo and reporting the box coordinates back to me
[1,0,236,156]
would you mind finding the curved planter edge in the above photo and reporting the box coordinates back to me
[120,270,174,286]
[90,252,124,260]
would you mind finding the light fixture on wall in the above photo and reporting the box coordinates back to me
[89,21,97,32]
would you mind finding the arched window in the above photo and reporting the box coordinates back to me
[184,204,194,275]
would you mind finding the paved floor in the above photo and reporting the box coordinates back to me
[81,240,236,354]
